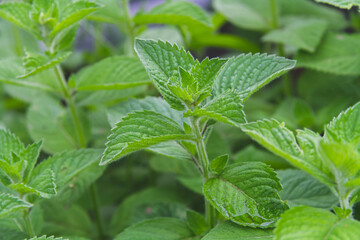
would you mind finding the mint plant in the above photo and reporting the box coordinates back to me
[100,39,296,238]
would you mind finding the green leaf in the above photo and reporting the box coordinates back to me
[274,206,360,240]
[133,1,212,31]
[114,218,194,240]
[101,110,194,165]
[296,33,360,75]
[324,102,360,145]
[28,236,67,240]
[21,141,43,182]
[185,90,246,127]
[73,56,150,91]
[241,119,333,186]
[263,18,327,52]
[203,221,274,240]
[135,39,195,110]
[204,162,289,228]
[209,154,229,174]
[0,129,24,160]
[32,149,102,203]
[213,53,296,101]
[0,193,32,218]
[0,2,38,34]
[86,0,124,23]
[315,0,360,9]
[278,169,338,209]
[50,1,100,38]
[19,51,71,79]
[186,210,208,235]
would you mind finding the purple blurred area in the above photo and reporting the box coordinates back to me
[130,0,211,14]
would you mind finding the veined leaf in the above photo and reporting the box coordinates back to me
[0,2,38,34]
[274,206,360,240]
[278,169,337,209]
[19,51,71,79]
[203,221,274,240]
[21,141,43,182]
[204,162,288,228]
[135,39,195,110]
[73,56,150,91]
[241,119,333,186]
[114,218,194,240]
[133,1,212,31]
[0,193,32,218]
[315,0,360,9]
[324,102,360,144]
[297,33,360,75]
[101,110,194,165]
[213,53,296,101]
[185,90,246,127]
[50,1,100,38]
[0,129,24,160]
[263,18,327,52]
[28,236,68,240]
[213,0,272,31]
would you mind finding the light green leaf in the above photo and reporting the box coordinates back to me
[135,39,195,110]
[186,210,207,235]
[204,162,289,228]
[50,1,100,38]
[28,236,68,240]
[209,154,229,174]
[213,0,272,31]
[185,90,246,127]
[213,53,296,100]
[21,141,43,182]
[0,193,32,218]
[0,2,38,34]
[133,1,212,31]
[274,206,360,240]
[315,0,360,9]
[32,149,102,202]
[203,221,273,240]
[324,102,360,144]
[241,119,333,186]
[73,56,150,91]
[263,18,327,52]
[0,129,24,160]
[87,0,124,23]
[101,110,194,165]
[114,218,194,240]
[297,33,360,75]
[138,27,184,47]
[19,51,71,79]
[278,169,338,209]
[52,24,79,52]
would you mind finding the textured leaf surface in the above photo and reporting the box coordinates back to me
[278,169,337,208]
[0,129,24,160]
[133,1,212,31]
[135,39,195,110]
[297,33,360,75]
[20,51,71,79]
[50,1,100,38]
[263,18,327,52]
[0,2,37,34]
[315,0,360,9]
[185,90,246,127]
[28,236,67,240]
[213,53,296,100]
[324,102,360,144]
[0,193,32,217]
[275,206,360,240]
[73,56,150,91]
[204,162,288,228]
[114,218,194,240]
[203,221,273,240]
[101,111,194,165]
[241,119,333,185]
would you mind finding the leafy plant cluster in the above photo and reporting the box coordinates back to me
[0,0,360,239]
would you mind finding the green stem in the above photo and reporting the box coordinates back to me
[23,211,34,238]
[269,0,292,96]
[190,117,217,228]
[121,0,136,56]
